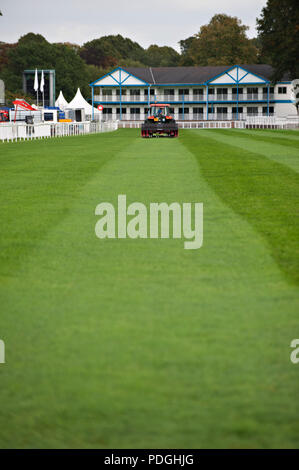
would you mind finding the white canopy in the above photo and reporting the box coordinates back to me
[67,88,100,115]
[55,90,69,110]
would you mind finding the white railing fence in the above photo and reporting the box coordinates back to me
[178,121,246,129]
[0,121,118,143]
[118,121,246,129]
[245,115,299,128]
[2,116,298,142]
[117,116,299,130]
[118,121,142,129]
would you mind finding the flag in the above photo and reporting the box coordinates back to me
[34,69,39,92]
[40,70,44,93]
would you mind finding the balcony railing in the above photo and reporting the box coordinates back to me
[95,94,208,103]
[94,95,146,102]
[178,114,190,120]
[245,94,259,101]
[262,94,274,100]
[94,92,278,106]
[215,113,228,120]
[192,94,205,101]
[162,94,205,102]
[208,93,269,102]
[95,95,113,102]
[231,113,246,120]
[178,95,192,102]
[208,94,228,102]
[95,93,277,104]
[127,96,143,102]
[192,114,204,120]
[162,95,175,102]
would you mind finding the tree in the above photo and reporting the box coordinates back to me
[0,33,90,100]
[0,42,16,72]
[256,0,299,81]
[143,45,180,67]
[179,36,197,65]
[80,35,144,68]
[80,35,180,68]
[249,37,263,63]
[182,14,258,66]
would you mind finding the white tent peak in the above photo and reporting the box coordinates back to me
[67,88,100,114]
[55,90,69,110]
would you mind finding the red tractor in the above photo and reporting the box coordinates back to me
[141,104,178,138]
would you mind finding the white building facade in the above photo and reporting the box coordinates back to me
[90,65,298,121]
[0,79,5,106]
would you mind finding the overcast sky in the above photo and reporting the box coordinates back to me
[0,0,267,51]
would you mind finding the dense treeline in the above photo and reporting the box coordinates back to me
[0,32,183,102]
[0,1,297,103]
[256,0,299,81]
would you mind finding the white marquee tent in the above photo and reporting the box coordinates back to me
[55,91,69,110]
[67,88,100,116]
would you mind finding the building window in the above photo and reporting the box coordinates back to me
[169,108,175,115]
[262,106,274,115]
[247,107,259,115]
[178,107,189,119]
[130,89,140,96]
[232,87,243,95]
[193,107,204,115]
[278,86,287,94]
[144,88,155,96]
[232,107,243,115]
[247,87,258,94]
[208,88,215,95]
[263,87,274,94]
[116,89,127,96]
[217,107,228,114]
[217,88,228,95]
[102,89,112,96]
[193,89,204,97]
[103,108,112,114]
[179,89,189,96]
[130,108,140,114]
[208,107,215,114]
[164,89,174,96]
[116,108,126,114]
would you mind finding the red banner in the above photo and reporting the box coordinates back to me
[13,99,35,111]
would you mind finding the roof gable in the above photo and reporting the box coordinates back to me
[90,67,149,86]
[207,65,269,85]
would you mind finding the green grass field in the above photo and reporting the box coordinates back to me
[0,128,298,449]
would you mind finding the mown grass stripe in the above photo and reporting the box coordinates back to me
[181,129,299,285]
[195,129,299,174]
[0,130,135,277]
[236,129,299,142]
[218,129,299,149]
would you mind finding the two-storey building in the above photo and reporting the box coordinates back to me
[90,64,297,121]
